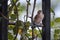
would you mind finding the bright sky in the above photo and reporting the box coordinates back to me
[8,0,60,20]
[19,0,60,21]
[19,0,42,22]
[54,2,60,18]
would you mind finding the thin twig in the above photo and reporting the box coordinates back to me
[13,2,19,40]
[31,0,36,40]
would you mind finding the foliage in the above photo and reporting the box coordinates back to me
[55,17,60,22]
[13,26,17,35]
[13,20,31,35]
[50,8,60,40]
[8,0,60,40]
[8,32,17,40]
[54,29,60,40]
[54,29,60,34]
[27,29,42,38]
[8,25,15,30]
[8,0,25,20]
[50,8,55,15]
[50,21,54,27]
[25,33,31,37]
[15,20,24,27]
[50,8,55,27]
[18,29,23,34]
[8,0,26,40]
[37,34,41,38]
[8,32,14,40]
[10,14,17,20]
[13,20,24,34]
[24,21,30,30]
[27,1,31,5]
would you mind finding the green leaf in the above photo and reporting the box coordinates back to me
[12,0,19,3]
[25,33,30,37]
[16,2,20,7]
[13,20,24,34]
[55,17,60,22]
[25,21,30,27]
[24,21,30,30]
[54,34,58,39]
[10,14,17,20]
[8,25,15,30]
[50,8,55,15]
[28,29,32,32]
[13,26,21,35]
[11,21,24,35]
[14,6,18,14]
[54,29,60,34]
[33,29,39,35]
[37,34,41,38]
[50,21,54,27]
[15,20,24,27]
[13,0,16,3]
[27,1,31,5]
[8,32,13,40]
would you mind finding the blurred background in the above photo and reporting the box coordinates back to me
[8,0,60,40]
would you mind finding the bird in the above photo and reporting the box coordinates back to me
[34,10,44,27]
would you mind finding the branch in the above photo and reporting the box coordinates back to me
[0,12,11,20]
[31,0,36,22]
[13,1,19,40]
[31,0,36,40]
[26,0,30,22]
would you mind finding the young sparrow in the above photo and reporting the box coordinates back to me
[34,10,44,26]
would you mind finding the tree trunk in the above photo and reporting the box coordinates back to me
[42,0,50,40]
[0,0,8,40]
